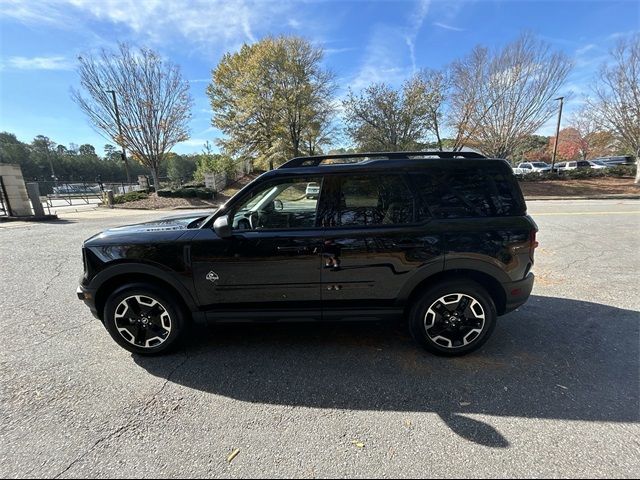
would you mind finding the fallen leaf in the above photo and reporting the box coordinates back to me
[227,448,240,463]
[404,420,412,427]
[351,440,365,448]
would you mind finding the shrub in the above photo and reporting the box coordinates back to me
[517,165,637,182]
[112,191,149,204]
[562,168,606,180]
[607,164,637,177]
[156,187,215,199]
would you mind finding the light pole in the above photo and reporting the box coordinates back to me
[551,96,564,173]
[106,89,131,184]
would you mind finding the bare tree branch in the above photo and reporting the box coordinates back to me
[72,43,193,189]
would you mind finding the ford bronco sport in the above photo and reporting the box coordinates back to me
[78,151,537,356]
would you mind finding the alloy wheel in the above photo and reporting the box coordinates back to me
[114,295,172,349]
[423,293,486,349]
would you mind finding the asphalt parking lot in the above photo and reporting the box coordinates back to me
[1,200,639,478]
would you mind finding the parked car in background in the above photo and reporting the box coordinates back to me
[588,160,609,169]
[305,182,320,199]
[554,160,592,172]
[596,156,635,166]
[517,162,551,173]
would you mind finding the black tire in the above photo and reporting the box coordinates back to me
[103,283,187,355]
[409,280,497,356]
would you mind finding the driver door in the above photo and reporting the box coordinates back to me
[191,176,325,320]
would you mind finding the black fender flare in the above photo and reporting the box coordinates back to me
[396,257,509,304]
[89,262,198,312]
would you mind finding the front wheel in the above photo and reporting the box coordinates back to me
[409,280,497,356]
[103,284,186,355]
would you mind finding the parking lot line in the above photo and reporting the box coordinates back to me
[532,211,640,216]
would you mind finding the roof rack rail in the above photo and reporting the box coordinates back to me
[279,151,486,169]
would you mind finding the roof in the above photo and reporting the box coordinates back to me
[279,151,487,169]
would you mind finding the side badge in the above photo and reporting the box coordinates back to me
[206,271,220,283]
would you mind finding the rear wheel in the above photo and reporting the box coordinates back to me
[103,284,186,355]
[409,280,496,356]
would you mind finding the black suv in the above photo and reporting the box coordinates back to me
[78,151,537,356]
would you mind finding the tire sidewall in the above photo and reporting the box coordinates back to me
[103,284,185,355]
[409,280,497,356]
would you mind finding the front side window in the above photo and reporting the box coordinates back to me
[231,177,322,230]
[320,174,415,227]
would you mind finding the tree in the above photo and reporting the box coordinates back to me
[586,34,640,183]
[208,36,335,170]
[550,128,582,161]
[31,135,57,179]
[166,153,197,183]
[72,43,193,190]
[511,134,550,163]
[449,33,572,158]
[418,69,449,151]
[193,141,236,181]
[342,74,437,152]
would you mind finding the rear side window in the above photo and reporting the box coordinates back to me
[320,174,415,227]
[411,166,524,219]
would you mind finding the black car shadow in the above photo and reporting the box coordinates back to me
[133,295,639,448]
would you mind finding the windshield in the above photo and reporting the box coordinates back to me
[532,162,549,168]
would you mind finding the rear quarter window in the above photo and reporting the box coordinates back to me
[411,165,525,219]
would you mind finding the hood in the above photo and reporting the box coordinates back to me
[84,212,209,246]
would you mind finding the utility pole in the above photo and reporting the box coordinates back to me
[551,96,564,173]
[106,90,131,183]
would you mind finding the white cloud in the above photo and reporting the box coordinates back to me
[405,0,431,73]
[1,55,74,71]
[178,138,211,147]
[1,0,295,52]
[433,21,465,32]
[325,47,357,56]
[351,24,412,91]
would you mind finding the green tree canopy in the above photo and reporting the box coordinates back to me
[208,35,336,170]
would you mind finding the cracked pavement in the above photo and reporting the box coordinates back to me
[1,200,639,478]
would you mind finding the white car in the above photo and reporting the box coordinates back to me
[305,182,320,199]
[517,162,551,173]
[555,160,592,171]
[588,160,609,169]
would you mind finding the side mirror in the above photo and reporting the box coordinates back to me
[213,215,232,238]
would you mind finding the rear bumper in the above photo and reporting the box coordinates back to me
[502,273,535,314]
[77,285,101,320]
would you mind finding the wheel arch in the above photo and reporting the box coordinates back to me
[92,264,197,322]
[403,269,507,316]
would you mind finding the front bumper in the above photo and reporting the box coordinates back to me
[77,285,101,320]
[502,273,535,314]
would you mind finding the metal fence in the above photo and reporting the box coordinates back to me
[35,181,142,212]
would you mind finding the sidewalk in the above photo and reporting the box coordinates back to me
[524,193,640,201]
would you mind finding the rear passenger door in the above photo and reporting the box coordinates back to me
[318,173,443,315]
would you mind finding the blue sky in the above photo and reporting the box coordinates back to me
[1,0,638,156]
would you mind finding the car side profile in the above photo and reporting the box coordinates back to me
[516,161,551,173]
[555,160,592,172]
[78,151,537,357]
